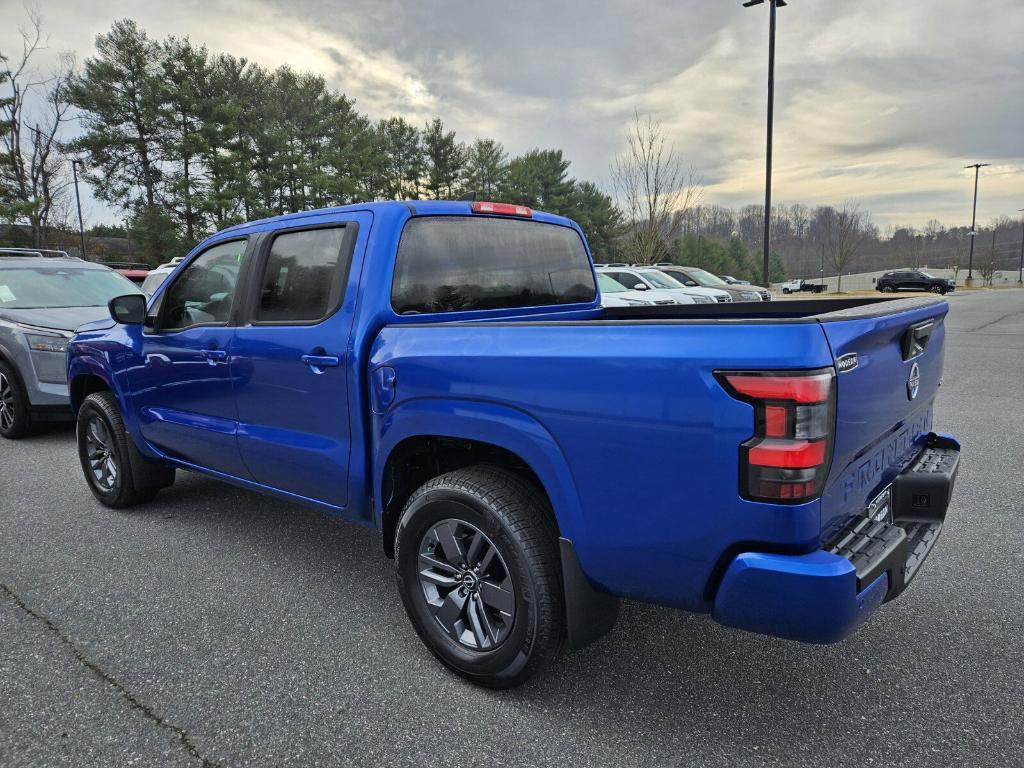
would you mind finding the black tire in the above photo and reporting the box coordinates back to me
[930,285,945,294]
[881,284,896,293]
[782,288,791,294]
[0,361,34,439]
[76,391,175,508]
[394,465,565,688]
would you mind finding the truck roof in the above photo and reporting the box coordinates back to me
[216,200,576,236]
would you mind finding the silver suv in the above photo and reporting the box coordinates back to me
[0,255,141,438]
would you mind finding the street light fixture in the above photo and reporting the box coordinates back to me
[964,163,989,284]
[742,0,787,288]
[71,159,87,261]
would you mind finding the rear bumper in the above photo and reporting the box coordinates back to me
[712,433,959,644]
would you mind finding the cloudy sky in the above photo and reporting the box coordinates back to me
[2,0,1022,230]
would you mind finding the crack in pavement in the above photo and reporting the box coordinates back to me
[1,582,222,768]
[959,305,1024,334]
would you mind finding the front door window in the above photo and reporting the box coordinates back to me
[161,240,246,330]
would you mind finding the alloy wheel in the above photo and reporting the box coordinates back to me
[0,373,14,432]
[84,416,119,491]
[417,519,516,650]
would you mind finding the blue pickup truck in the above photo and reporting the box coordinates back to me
[67,200,960,688]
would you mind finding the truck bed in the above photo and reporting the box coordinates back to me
[400,296,945,328]
[601,296,943,323]
[373,294,949,611]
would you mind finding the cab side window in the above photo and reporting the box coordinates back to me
[161,240,247,331]
[254,226,355,323]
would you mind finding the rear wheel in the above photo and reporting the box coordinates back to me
[77,391,175,508]
[0,362,34,439]
[881,284,896,293]
[394,465,565,688]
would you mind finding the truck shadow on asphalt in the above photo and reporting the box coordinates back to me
[26,426,979,764]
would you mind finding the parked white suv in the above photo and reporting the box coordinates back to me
[598,267,731,304]
[139,256,185,296]
[597,274,691,307]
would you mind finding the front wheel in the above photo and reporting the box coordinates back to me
[0,362,34,439]
[930,285,945,294]
[394,465,565,688]
[77,391,175,508]
[881,284,896,293]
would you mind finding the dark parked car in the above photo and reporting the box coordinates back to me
[877,270,955,295]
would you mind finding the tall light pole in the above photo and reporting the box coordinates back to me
[742,0,786,288]
[1017,208,1023,285]
[964,163,989,284]
[71,159,87,260]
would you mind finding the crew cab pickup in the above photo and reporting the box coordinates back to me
[67,201,960,688]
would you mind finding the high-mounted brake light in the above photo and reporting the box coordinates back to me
[471,201,533,217]
[717,368,836,503]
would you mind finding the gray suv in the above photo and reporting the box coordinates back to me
[656,265,772,302]
[0,255,141,438]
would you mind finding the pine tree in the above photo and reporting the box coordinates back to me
[69,20,168,212]
[500,149,574,212]
[423,118,464,200]
[461,138,507,199]
[568,182,623,262]
[161,36,210,245]
[376,117,424,200]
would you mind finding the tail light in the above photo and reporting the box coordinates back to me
[471,201,532,217]
[716,368,836,503]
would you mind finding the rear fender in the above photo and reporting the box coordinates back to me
[374,398,618,649]
[373,397,586,546]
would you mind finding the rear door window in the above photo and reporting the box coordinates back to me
[254,226,356,323]
[392,216,595,315]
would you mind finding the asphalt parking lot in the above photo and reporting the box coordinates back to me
[2,289,1022,768]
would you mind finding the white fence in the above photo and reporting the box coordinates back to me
[774,268,1022,292]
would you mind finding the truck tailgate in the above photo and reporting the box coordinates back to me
[818,297,950,539]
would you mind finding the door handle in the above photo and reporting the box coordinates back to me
[200,349,228,364]
[302,354,340,373]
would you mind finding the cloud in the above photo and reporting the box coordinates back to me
[2,0,1021,228]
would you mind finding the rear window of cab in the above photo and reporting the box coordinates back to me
[391,216,596,315]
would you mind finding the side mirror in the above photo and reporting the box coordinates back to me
[633,283,648,291]
[109,294,147,325]
[685,280,698,287]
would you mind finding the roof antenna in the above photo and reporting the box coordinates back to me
[456,191,477,202]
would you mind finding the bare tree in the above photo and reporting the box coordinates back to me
[979,233,998,286]
[0,7,75,247]
[789,203,811,240]
[822,202,866,293]
[611,112,701,264]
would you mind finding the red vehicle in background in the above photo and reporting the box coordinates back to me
[103,261,150,285]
